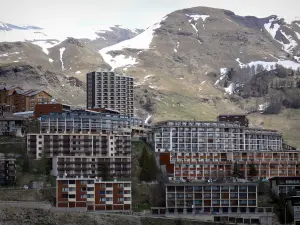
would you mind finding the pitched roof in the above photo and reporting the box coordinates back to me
[0,85,22,91]
[9,89,52,97]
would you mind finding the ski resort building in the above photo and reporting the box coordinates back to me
[86,71,134,117]
[56,177,131,211]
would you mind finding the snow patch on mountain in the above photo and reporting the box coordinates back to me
[264,18,280,39]
[279,30,298,53]
[145,115,152,124]
[32,40,60,55]
[100,17,166,52]
[224,83,235,95]
[214,68,228,86]
[236,58,300,71]
[99,16,167,69]
[186,14,210,21]
[59,47,66,71]
[103,54,138,71]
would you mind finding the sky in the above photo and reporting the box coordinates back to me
[1,0,300,29]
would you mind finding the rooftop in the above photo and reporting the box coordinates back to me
[166,181,258,187]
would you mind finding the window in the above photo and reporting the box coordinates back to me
[69,194,75,198]
[100,198,106,202]
[87,194,94,198]
[80,180,87,184]
[118,198,124,202]
[80,194,87,198]
[69,180,75,184]
[118,191,123,195]
[87,187,94,191]
[81,187,87,192]
[62,188,68,192]
[62,194,68,198]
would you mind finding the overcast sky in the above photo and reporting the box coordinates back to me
[1,0,300,29]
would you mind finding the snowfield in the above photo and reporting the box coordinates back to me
[236,58,300,72]
[59,47,66,70]
[264,18,281,39]
[99,16,167,70]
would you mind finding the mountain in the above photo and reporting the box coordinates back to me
[0,21,143,79]
[1,7,300,147]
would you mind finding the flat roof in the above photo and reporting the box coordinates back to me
[0,116,25,121]
[57,178,131,183]
[166,182,257,187]
[269,176,300,181]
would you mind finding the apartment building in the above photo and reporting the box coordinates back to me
[9,89,52,112]
[165,182,257,214]
[39,110,144,134]
[57,177,131,211]
[27,132,131,159]
[27,133,131,177]
[160,151,300,181]
[51,156,131,178]
[0,116,25,136]
[149,120,282,153]
[0,154,16,185]
[86,71,134,117]
[269,177,300,197]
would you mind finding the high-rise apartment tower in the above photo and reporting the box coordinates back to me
[86,71,134,117]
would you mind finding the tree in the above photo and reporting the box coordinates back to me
[101,161,109,181]
[139,146,148,167]
[232,162,242,181]
[139,146,158,182]
[248,163,258,178]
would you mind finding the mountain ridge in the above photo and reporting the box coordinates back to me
[1,6,300,147]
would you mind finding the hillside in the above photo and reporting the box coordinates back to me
[1,7,300,147]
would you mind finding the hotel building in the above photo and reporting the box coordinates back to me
[57,177,132,211]
[86,71,134,117]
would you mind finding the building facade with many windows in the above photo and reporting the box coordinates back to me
[57,178,132,211]
[159,151,300,181]
[86,71,134,117]
[148,120,282,153]
[27,132,132,179]
[0,154,16,185]
[39,110,144,134]
[165,182,257,214]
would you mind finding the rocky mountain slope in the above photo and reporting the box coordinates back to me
[1,7,300,146]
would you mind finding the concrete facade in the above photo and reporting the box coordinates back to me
[86,71,134,117]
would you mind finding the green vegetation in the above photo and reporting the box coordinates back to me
[248,163,258,177]
[139,146,158,182]
[232,161,242,180]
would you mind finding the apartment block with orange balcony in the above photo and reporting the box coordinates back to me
[159,151,300,181]
[57,178,131,211]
